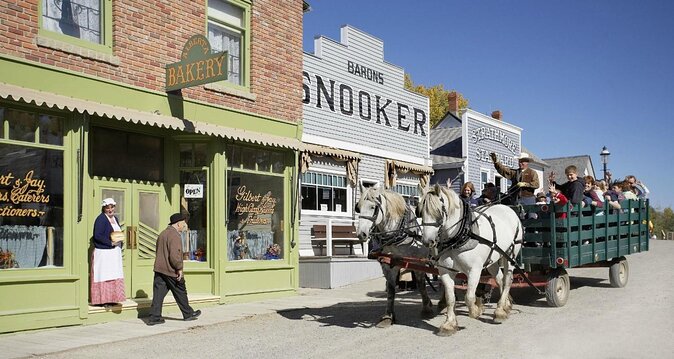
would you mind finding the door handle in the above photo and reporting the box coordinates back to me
[127,226,137,249]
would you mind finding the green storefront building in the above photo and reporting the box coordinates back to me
[0,0,305,333]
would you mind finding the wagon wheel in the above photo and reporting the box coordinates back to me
[545,268,570,307]
[609,256,629,288]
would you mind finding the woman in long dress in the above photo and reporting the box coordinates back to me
[90,198,125,306]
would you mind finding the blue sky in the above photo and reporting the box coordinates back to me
[303,0,674,209]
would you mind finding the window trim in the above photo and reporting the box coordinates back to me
[300,169,352,217]
[38,0,113,55]
[206,0,251,91]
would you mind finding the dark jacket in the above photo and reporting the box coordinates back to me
[553,179,585,205]
[93,213,119,249]
[153,225,184,277]
[493,162,540,198]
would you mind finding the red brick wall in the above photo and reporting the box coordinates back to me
[0,0,304,123]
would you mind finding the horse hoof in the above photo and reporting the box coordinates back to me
[436,324,457,336]
[376,318,394,328]
[468,306,481,319]
[494,308,508,323]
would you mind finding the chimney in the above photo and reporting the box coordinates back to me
[447,91,459,115]
[491,110,502,121]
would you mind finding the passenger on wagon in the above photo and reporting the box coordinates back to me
[548,184,569,219]
[459,182,480,207]
[583,176,604,210]
[548,165,584,207]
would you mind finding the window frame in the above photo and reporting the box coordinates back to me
[206,0,251,91]
[0,102,69,272]
[300,168,352,217]
[393,181,420,208]
[38,0,113,55]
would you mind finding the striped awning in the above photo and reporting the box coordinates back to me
[301,143,361,160]
[0,82,300,150]
[392,159,434,174]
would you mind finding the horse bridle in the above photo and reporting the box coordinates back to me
[356,195,382,225]
[419,196,448,228]
[419,193,472,248]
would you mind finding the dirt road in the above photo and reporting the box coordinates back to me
[39,240,674,359]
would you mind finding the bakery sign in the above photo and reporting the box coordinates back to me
[166,34,228,91]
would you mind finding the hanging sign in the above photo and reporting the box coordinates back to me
[184,184,204,199]
[166,34,228,91]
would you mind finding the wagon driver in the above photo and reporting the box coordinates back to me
[490,152,540,205]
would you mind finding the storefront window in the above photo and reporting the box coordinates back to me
[0,107,64,270]
[226,145,285,261]
[90,126,164,182]
[301,171,347,212]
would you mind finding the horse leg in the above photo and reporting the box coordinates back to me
[376,264,399,328]
[436,272,458,336]
[414,271,434,318]
[465,268,484,319]
[494,260,514,322]
[437,281,448,314]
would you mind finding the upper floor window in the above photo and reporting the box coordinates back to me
[40,0,112,52]
[208,0,250,87]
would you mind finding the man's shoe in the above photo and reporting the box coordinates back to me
[184,310,201,321]
[147,317,165,326]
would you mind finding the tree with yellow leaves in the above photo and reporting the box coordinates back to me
[404,73,468,128]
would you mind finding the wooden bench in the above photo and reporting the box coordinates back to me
[311,224,362,256]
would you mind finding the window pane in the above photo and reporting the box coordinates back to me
[208,23,242,85]
[301,185,317,210]
[318,187,332,211]
[256,149,270,172]
[194,143,208,167]
[334,188,347,212]
[7,108,37,142]
[0,144,64,269]
[101,189,125,224]
[39,114,63,145]
[181,170,208,262]
[42,0,102,44]
[208,0,243,27]
[91,127,164,182]
[179,143,193,167]
[227,172,284,261]
[271,152,284,174]
[240,146,256,170]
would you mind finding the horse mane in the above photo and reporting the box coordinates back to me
[418,185,462,219]
[359,187,407,222]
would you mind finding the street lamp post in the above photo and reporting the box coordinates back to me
[600,146,610,181]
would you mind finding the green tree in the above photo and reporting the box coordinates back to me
[404,73,469,128]
[652,206,674,239]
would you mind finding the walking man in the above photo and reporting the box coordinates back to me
[147,213,201,325]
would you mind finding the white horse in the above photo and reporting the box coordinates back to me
[355,184,436,327]
[416,184,522,336]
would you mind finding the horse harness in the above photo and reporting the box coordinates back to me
[420,195,541,292]
[358,195,422,250]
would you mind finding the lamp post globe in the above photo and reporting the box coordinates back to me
[600,146,610,181]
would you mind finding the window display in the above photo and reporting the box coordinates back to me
[0,107,64,269]
[226,145,286,261]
